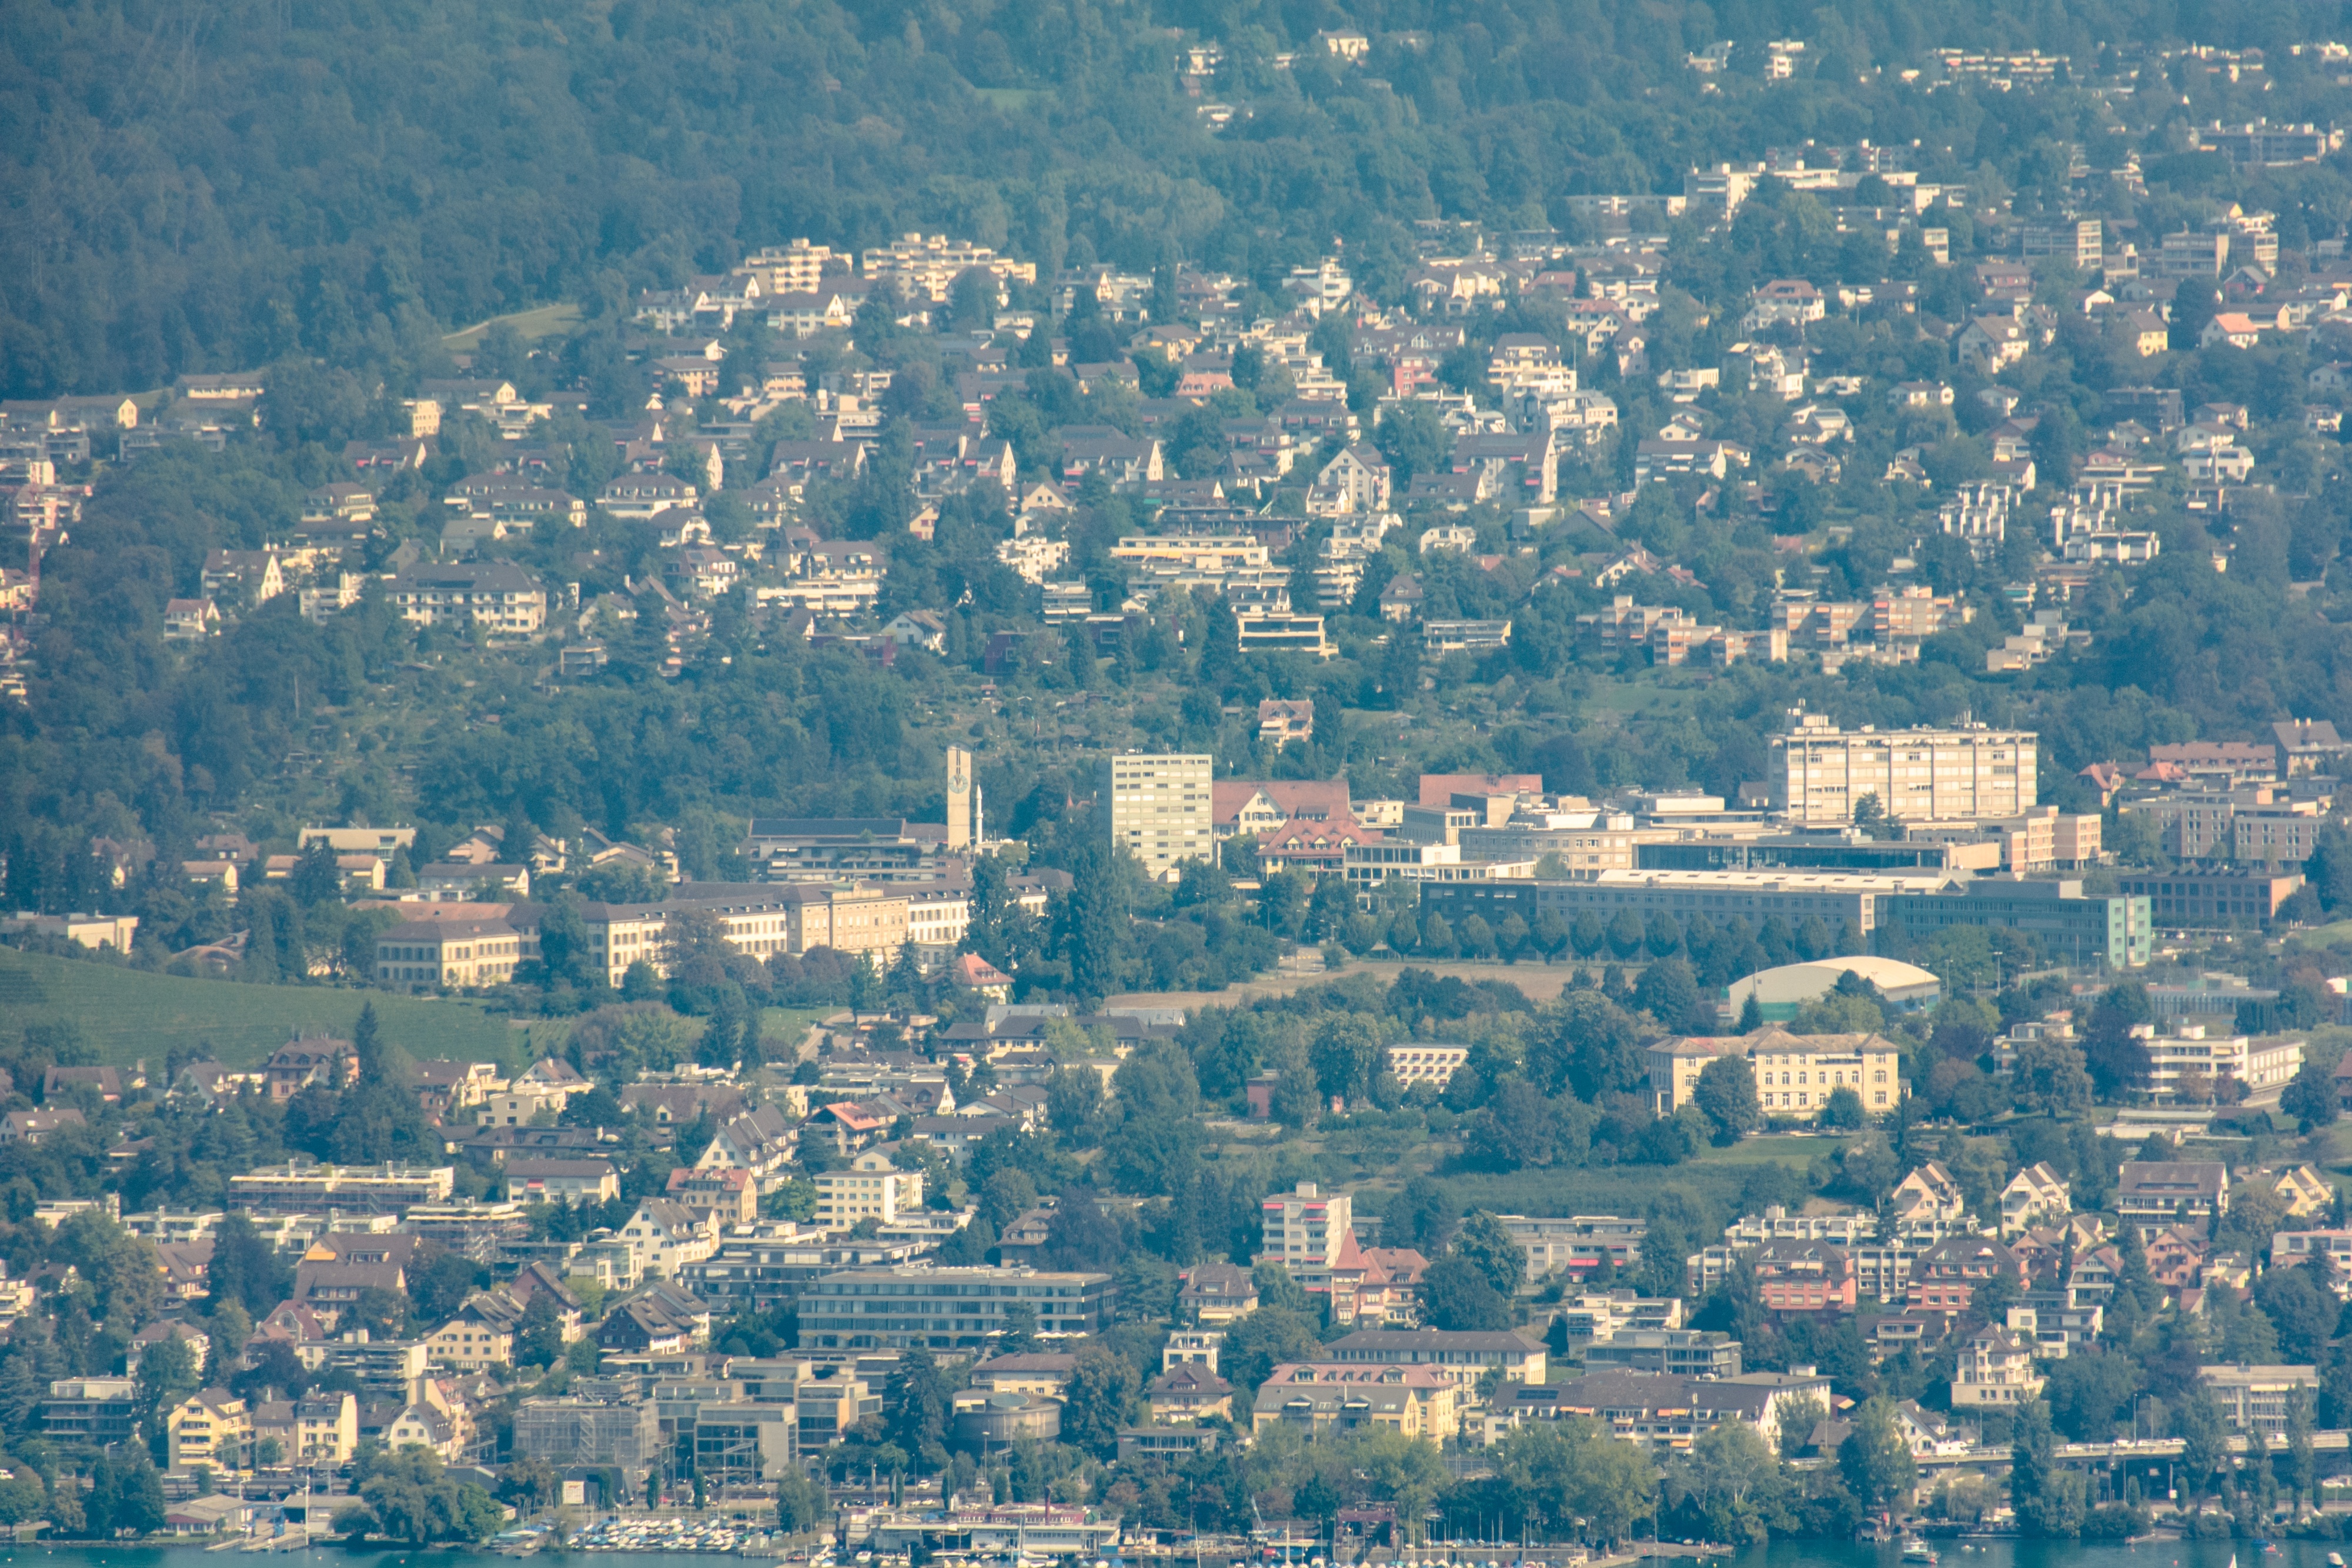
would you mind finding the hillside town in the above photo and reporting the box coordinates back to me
[20,11,2352,1560]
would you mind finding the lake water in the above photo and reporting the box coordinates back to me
[1748,1542,2326,1568]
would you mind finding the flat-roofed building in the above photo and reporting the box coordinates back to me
[1885,877,2152,969]
[229,1163,454,1214]
[796,1266,1114,1350]
[737,818,953,882]
[1421,868,1956,942]
[2201,1364,2318,1435]
[1101,753,1214,880]
[1772,710,2036,825]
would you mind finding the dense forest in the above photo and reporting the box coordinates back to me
[0,0,2341,398]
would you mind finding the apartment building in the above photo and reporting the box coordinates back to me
[813,1148,926,1232]
[795,1266,1115,1350]
[1771,710,2036,825]
[385,562,547,634]
[1101,753,1215,878]
[1954,1326,2045,1407]
[2142,1021,2303,1103]
[1259,1182,1353,1290]
[228,1163,455,1214]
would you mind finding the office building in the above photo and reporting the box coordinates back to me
[1343,841,1536,886]
[1884,878,2151,969]
[1101,753,1214,879]
[1771,710,2037,825]
[796,1266,1115,1350]
[1421,868,1953,943]
[2114,869,2305,929]
[2201,1365,2318,1436]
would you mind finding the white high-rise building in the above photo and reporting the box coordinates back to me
[1102,753,1214,879]
[1772,710,2036,826]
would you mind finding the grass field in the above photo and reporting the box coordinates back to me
[0,948,522,1068]
[1693,1132,1850,1166]
[441,302,581,352]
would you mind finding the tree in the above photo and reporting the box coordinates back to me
[1452,1211,1528,1299]
[1058,1349,1140,1459]
[1419,1255,1510,1330]
[1836,1396,1916,1516]
[2285,1383,2318,1519]
[1692,1055,1760,1144]
[208,1212,291,1316]
[2176,1385,2230,1501]
[2283,1061,2339,1132]
[1220,1308,1324,1398]
[1820,1085,1867,1129]
[2043,1346,2143,1442]
[1632,957,1702,1029]
[2009,1399,2083,1537]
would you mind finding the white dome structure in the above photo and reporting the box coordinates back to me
[1725,956,1942,1023]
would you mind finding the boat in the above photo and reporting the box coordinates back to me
[1900,1541,1937,1566]
[2326,1556,2343,1568]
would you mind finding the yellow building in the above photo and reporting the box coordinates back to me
[813,1148,925,1231]
[166,1389,252,1473]
[1648,1027,1907,1122]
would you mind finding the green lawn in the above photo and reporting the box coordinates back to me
[0,948,522,1068]
[440,301,581,351]
[1695,1132,1851,1166]
[975,88,1042,111]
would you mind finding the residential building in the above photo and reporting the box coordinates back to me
[504,1158,621,1208]
[43,1378,139,1443]
[2117,1161,2230,1236]
[1751,1241,1856,1313]
[1178,1263,1258,1323]
[1772,710,2037,825]
[1149,1365,1234,1425]
[1318,1328,1546,1389]
[618,1199,717,1278]
[2000,1164,2071,1236]
[1385,1044,1469,1091]
[795,1266,1115,1350]
[1251,1363,1456,1437]
[228,1164,453,1213]
[1908,1238,2021,1314]
[1259,1182,1352,1291]
[813,1148,924,1231]
[1497,1216,1647,1283]
[384,562,547,634]
[1486,1369,1830,1451]
[2142,1022,2303,1104]
[1101,753,1215,880]
[1953,1326,2045,1407]
[1583,1329,1742,1376]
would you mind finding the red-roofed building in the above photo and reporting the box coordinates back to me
[1254,814,1383,874]
[1331,1232,1431,1327]
[951,952,1013,1002]
[1212,780,1352,838]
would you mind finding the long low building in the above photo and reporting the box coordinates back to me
[1883,876,2151,968]
[228,1162,455,1213]
[795,1266,1115,1350]
[1418,868,1959,940]
[1317,1328,1546,1388]
[1485,1368,1832,1449]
